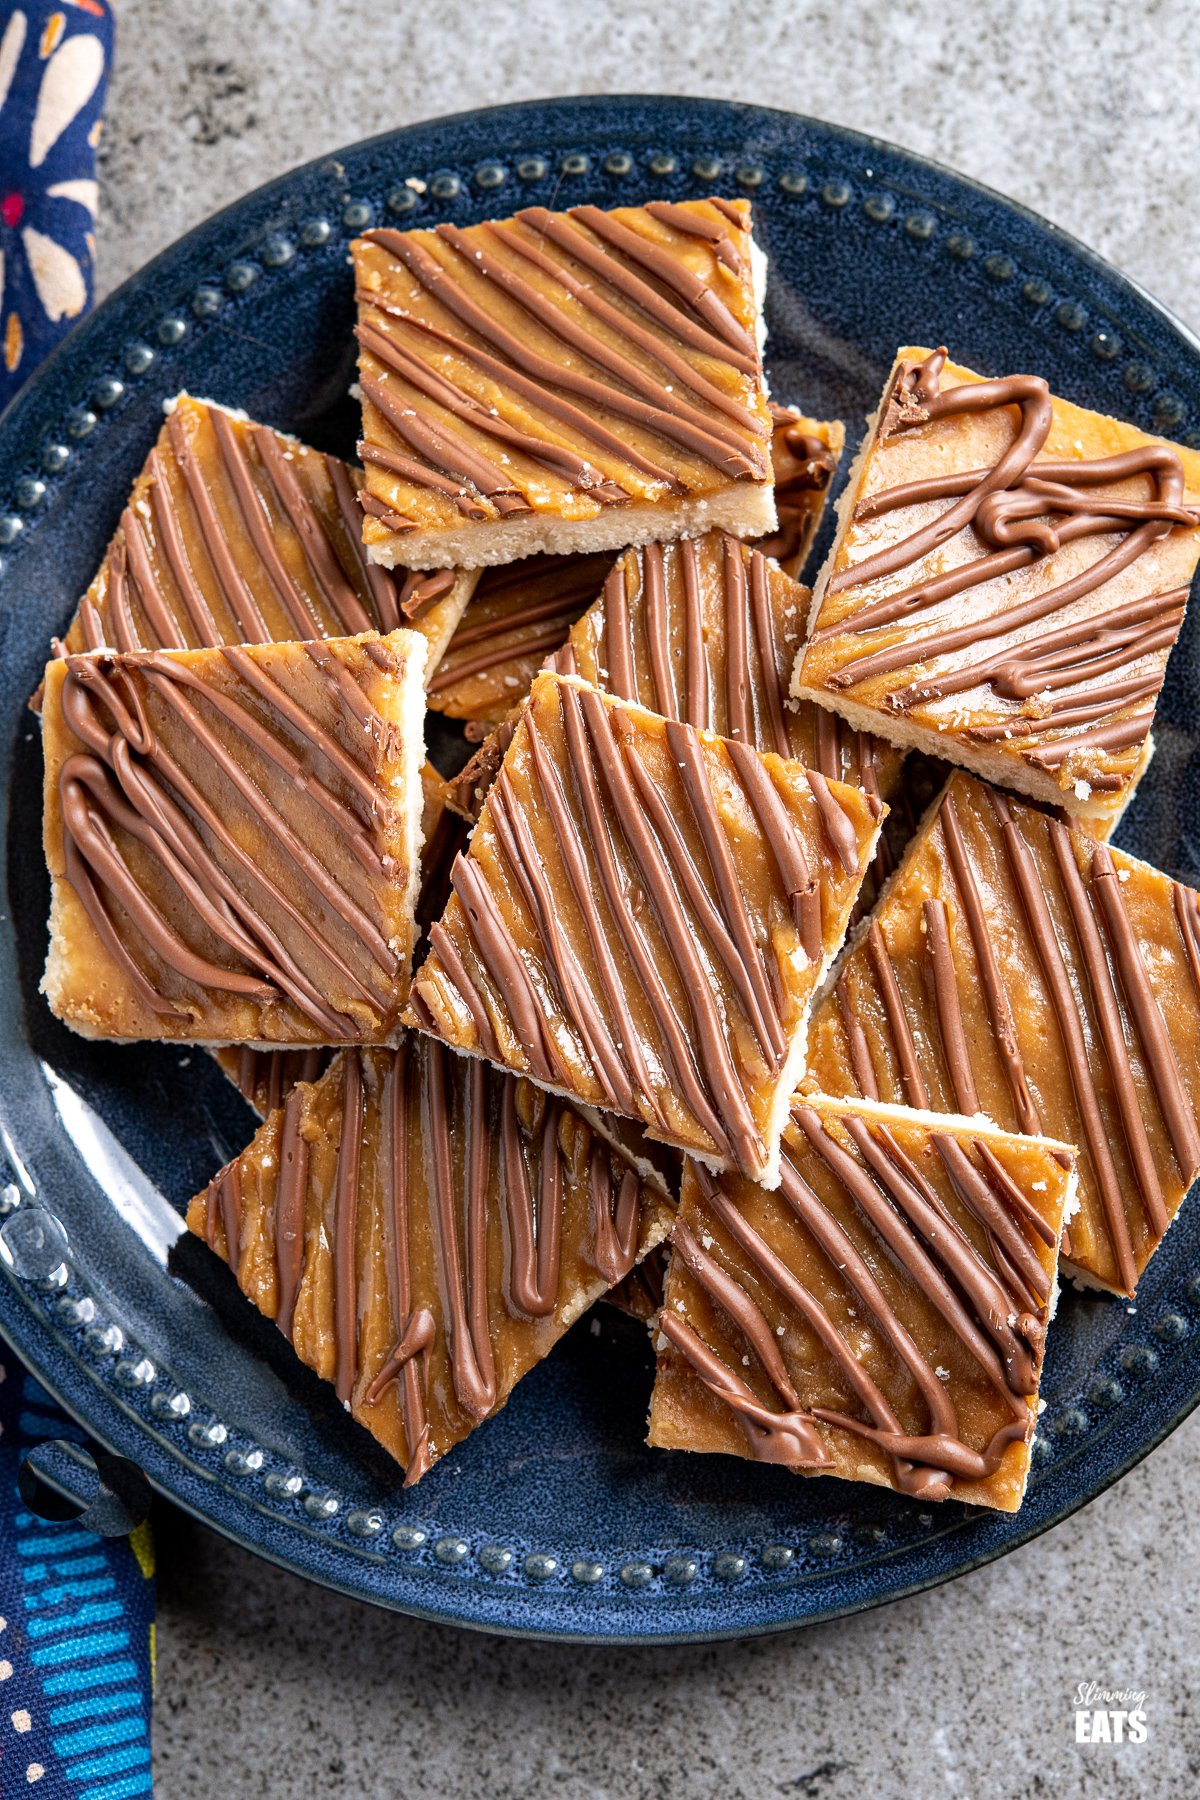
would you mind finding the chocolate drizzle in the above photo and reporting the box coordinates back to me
[756,405,841,572]
[190,1040,663,1484]
[50,637,414,1039]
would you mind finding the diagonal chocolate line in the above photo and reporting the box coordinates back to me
[333,1053,364,1403]
[642,543,678,720]
[680,537,707,728]
[556,681,730,1152]
[987,791,1138,1293]
[245,427,373,635]
[449,851,560,1086]
[589,1146,641,1286]
[359,367,530,515]
[210,409,326,639]
[498,213,757,427]
[722,535,751,743]
[923,897,980,1114]
[274,1083,310,1340]
[121,506,189,650]
[672,1218,801,1407]
[145,451,223,646]
[474,218,763,451]
[500,1081,563,1318]
[321,452,400,630]
[166,410,271,642]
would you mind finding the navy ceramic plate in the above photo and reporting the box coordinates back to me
[3,96,1200,1643]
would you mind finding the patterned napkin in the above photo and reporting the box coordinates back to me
[0,0,114,412]
[1,7,156,1797]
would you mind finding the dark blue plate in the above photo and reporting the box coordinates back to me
[2,96,1200,1643]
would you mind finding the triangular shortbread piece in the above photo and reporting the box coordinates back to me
[407,671,883,1186]
[41,629,426,1044]
[425,550,616,727]
[188,1039,674,1484]
[352,198,775,569]
[55,395,476,672]
[795,346,1200,830]
[648,1094,1074,1513]
[755,405,844,576]
[805,771,1200,1296]
[553,530,902,800]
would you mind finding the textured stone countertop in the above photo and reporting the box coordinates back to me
[90,4,1200,1795]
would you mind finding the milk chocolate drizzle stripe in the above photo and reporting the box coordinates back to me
[836,976,879,1099]
[617,721,782,1063]
[487,771,639,1111]
[1048,823,1168,1236]
[459,220,762,461]
[323,454,402,631]
[523,704,665,1126]
[449,850,560,1086]
[363,297,685,492]
[209,409,327,640]
[722,536,751,742]
[923,898,980,1114]
[144,456,222,645]
[274,1083,309,1339]
[691,1160,949,1497]
[601,561,636,702]
[643,200,745,272]
[357,317,625,498]
[988,791,1139,1292]
[364,1047,435,1482]
[500,1083,564,1318]
[492,215,758,431]
[590,1146,641,1286]
[642,543,678,721]
[251,429,379,636]
[332,1053,363,1403]
[1174,884,1200,1009]
[837,1115,1042,1391]
[426,624,578,693]
[746,546,793,758]
[680,537,707,727]
[363,228,763,481]
[724,738,822,962]
[940,793,1043,1135]
[120,505,188,649]
[60,655,392,1029]
[1090,842,1200,1177]
[530,206,759,368]
[579,688,765,1167]
[556,682,731,1151]
[166,411,272,643]
[427,1041,497,1419]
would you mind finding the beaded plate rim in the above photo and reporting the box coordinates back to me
[1,93,1199,1642]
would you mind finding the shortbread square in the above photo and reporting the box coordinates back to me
[54,394,476,672]
[805,770,1200,1296]
[42,629,426,1045]
[352,198,775,568]
[188,1039,674,1484]
[407,670,883,1186]
[795,346,1200,827]
[648,1094,1074,1513]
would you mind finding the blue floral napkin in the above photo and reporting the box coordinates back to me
[1,0,114,412]
[1,8,156,1798]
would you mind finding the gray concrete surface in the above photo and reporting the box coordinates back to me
[89,2,1200,1793]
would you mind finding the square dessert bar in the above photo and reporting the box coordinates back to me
[352,197,775,568]
[755,405,845,577]
[407,670,883,1187]
[805,770,1200,1297]
[552,530,902,804]
[188,1039,674,1485]
[648,1095,1074,1513]
[795,346,1200,828]
[426,550,616,727]
[55,394,476,672]
[42,628,427,1045]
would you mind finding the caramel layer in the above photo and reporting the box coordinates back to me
[755,406,844,577]
[805,770,1200,1295]
[648,1095,1072,1513]
[408,671,882,1185]
[796,347,1200,824]
[42,630,426,1044]
[188,1040,673,1483]
[353,198,773,566]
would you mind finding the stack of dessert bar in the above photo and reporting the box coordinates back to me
[35,197,1200,1515]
